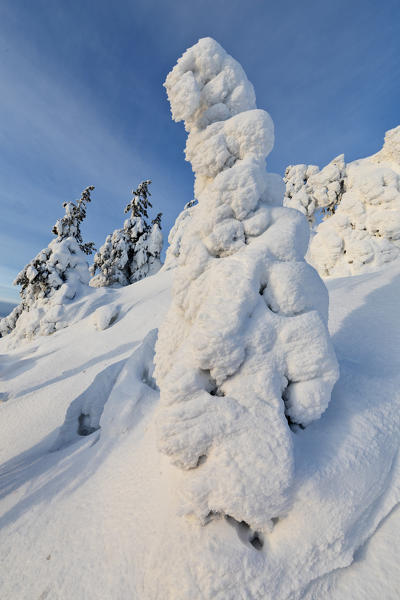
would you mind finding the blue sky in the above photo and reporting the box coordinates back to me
[1,0,399,304]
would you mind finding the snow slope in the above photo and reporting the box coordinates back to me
[0,261,399,599]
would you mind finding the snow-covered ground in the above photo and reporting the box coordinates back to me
[1,260,399,599]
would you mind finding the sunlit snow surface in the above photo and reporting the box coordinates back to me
[0,263,399,599]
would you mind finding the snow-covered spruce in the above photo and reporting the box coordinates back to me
[309,130,400,277]
[0,187,95,340]
[154,38,339,531]
[52,185,96,255]
[90,180,163,287]
[284,154,346,225]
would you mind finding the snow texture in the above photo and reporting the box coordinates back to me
[154,37,339,530]
[284,155,346,225]
[90,182,163,288]
[310,136,400,277]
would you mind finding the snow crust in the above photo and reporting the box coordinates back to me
[155,38,338,531]
[1,262,399,599]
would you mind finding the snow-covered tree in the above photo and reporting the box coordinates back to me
[154,38,339,531]
[284,155,346,225]
[310,160,400,277]
[163,199,198,270]
[90,180,163,287]
[309,128,400,277]
[0,186,95,340]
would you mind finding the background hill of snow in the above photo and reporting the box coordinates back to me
[1,261,399,599]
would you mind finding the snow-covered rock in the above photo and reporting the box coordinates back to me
[154,37,339,531]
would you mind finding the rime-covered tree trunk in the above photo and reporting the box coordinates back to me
[154,38,339,531]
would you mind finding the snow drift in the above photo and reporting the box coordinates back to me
[154,37,339,531]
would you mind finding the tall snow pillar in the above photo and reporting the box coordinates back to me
[155,38,339,531]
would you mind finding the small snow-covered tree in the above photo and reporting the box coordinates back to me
[163,200,198,270]
[0,186,95,339]
[284,155,346,225]
[90,180,163,287]
[154,38,339,531]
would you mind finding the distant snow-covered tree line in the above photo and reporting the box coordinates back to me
[0,180,163,340]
